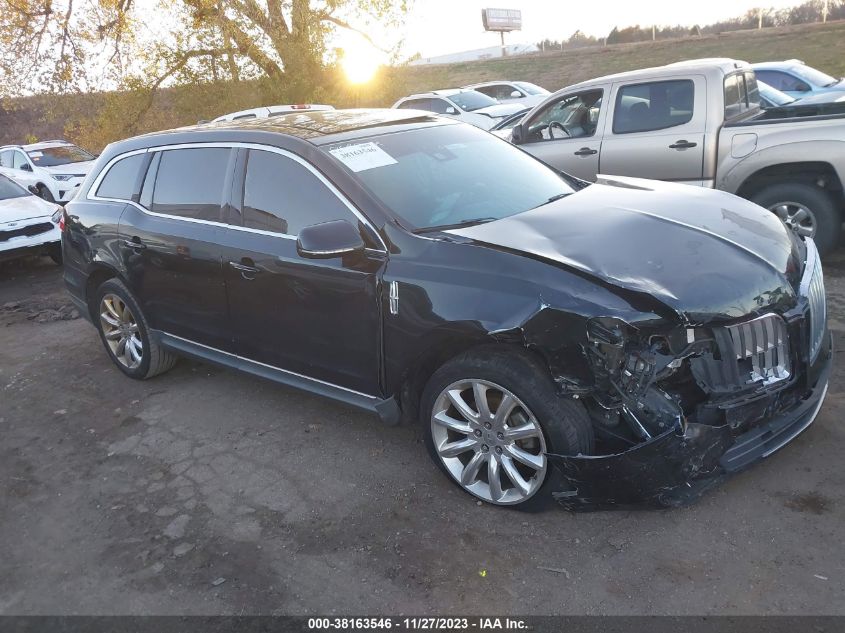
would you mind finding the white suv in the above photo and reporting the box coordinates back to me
[0,140,96,204]
[392,90,524,130]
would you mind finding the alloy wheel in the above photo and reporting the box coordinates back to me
[769,201,816,238]
[430,379,547,505]
[99,293,143,370]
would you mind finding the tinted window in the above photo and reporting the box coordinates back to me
[526,90,603,141]
[428,98,453,114]
[139,152,160,209]
[613,80,694,134]
[449,91,498,112]
[476,84,518,100]
[325,124,575,231]
[241,150,355,235]
[96,153,146,200]
[151,148,230,221]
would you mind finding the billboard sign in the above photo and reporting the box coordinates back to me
[481,8,522,32]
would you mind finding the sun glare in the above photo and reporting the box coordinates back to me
[341,42,381,84]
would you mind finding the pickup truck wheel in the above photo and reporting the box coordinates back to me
[94,279,177,380]
[421,347,593,511]
[751,183,840,256]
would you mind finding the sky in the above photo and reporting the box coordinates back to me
[392,0,803,59]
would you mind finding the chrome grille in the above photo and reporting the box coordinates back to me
[724,314,791,386]
[800,239,826,362]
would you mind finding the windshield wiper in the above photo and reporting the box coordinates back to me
[533,192,572,208]
[413,217,498,234]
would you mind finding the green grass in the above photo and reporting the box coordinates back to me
[395,20,845,95]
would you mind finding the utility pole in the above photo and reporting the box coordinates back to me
[758,8,763,29]
[822,0,829,22]
[652,24,656,41]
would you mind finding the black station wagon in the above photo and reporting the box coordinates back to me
[61,109,830,510]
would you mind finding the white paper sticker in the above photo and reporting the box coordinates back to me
[29,151,43,157]
[329,142,397,172]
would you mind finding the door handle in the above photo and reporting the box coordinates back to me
[229,260,260,279]
[574,147,598,156]
[122,238,146,251]
[669,140,697,149]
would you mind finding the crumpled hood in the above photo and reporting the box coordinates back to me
[450,175,802,323]
[473,103,525,119]
[0,195,57,224]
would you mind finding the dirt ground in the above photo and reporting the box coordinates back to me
[1,252,844,616]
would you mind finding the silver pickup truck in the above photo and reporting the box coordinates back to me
[509,59,845,255]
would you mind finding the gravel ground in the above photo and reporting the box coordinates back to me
[1,252,844,615]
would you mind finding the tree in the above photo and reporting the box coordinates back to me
[0,0,410,100]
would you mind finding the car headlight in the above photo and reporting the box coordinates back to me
[52,174,74,181]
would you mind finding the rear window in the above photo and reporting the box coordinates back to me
[613,80,694,134]
[724,71,760,119]
[95,154,146,200]
[0,174,28,201]
[149,148,230,221]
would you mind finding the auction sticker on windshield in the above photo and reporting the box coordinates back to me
[329,142,397,172]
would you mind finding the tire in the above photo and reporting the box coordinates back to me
[751,183,841,256]
[420,346,594,511]
[94,278,177,379]
[48,243,62,265]
[37,185,56,203]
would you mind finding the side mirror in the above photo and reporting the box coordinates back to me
[20,164,33,172]
[510,90,523,98]
[296,219,365,259]
[28,185,39,195]
[511,123,525,145]
[445,106,457,115]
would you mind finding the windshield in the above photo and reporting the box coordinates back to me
[0,174,29,201]
[324,124,575,231]
[448,91,499,112]
[514,82,549,96]
[758,81,796,106]
[27,144,94,167]
[792,65,838,88]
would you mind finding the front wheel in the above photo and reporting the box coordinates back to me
[37,185,56,203]
[751,183,841,256]
[421,347,594,510]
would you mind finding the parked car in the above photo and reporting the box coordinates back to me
[758,80,845,114]
[61,109,829,510]
[392,89,524,130]
[0,140,96,204]
[752,60,845,99]
[507,59,845,255]
[210,104,335,123]
[0,174,62,264]
[462,81,550,108]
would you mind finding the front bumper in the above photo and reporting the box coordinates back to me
[0,222,60,262]
[549,332,832,511]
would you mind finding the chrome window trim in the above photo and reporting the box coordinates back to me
[161,330,380,401]
[87,142,387,251]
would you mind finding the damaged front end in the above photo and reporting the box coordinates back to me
[546,248,831,511]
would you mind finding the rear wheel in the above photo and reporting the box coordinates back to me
[751,183,841,256]
[421,347,593,510]
[94,279,177,379]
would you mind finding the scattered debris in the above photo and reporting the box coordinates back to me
[173,543,195,557]
[211,577,226,586]
[814,574,829,581]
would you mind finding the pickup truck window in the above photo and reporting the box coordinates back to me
[613,80,694,134]
[725,72,761,119]
[525,89,603,142]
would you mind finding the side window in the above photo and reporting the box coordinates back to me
[241,150,356,236]
[495,84,521,100]
[397,99,431,111]
[12,151,29,170]
[613,80,694,134]
[139,152,160,209]
[724,74,743,119]
[150,148,230,221]
[95,153,146,200]
[428,99,453,114]
[755,70,809,92]
[525,89,603,142]
[233,113,257,120]
[474,86,498,99]
[0,150,11,168]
